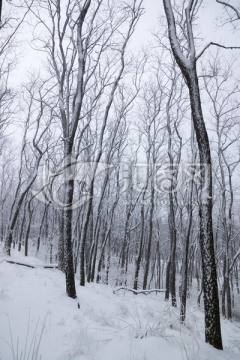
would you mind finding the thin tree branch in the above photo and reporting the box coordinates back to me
[0,1,34,54]
[216,0,240,19]
[196,42,240,61]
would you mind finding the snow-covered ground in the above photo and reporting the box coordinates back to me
[0,254,240,360]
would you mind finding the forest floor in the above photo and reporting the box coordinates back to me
[0,252,240,360]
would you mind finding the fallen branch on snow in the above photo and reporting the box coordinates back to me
[113,287,166,295]
[5,260,35,268]
[0,258,58,269]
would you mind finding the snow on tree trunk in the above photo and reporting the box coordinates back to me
[186,66,222,349]
[162,0,223,350]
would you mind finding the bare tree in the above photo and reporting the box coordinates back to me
[164,66,185,307]
[31,0,144,296]
[203,55,240,319]
[162,0,222,349]
[3,80,51,255]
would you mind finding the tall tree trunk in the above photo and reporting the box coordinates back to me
[133,204,145,290]
[80,183,94,286]
[24,201,34,257]
[63,151,76,299]
[180,125,196,322]
[186,66,222,349]
[162,0,222,348]
[58,209,65,272]
[143,186,155,290]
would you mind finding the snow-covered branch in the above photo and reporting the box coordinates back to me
[196,42,240,61]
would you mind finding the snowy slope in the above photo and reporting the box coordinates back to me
[0,256,240,360]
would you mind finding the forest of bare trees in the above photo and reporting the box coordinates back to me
[1,0,240,351]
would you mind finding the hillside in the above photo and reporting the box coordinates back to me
[0,254,240,360]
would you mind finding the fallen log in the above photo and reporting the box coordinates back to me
[43,265,58,269]
[5,260,35,268]
[0,258,58,269]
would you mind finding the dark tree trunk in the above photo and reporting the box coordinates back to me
[133,205,145,290]
[105,236,111,285]
[185,66,222,349]
[90,216,102,282]
[165,260,171,301]
[169,204,177,307]
[180,209,192,322]
[24,202,34,257]
[58,209,65,272]
[96,225,107,283]
[165,186,177,306]
[63,149,76,299]
[18,202,27,252]
[64,178,77,299]
[119,210,131,286]
[143,186,154,290]
[180,139,195,322]
[36,205,48,253]
[85,206,94,280]
[162,0,222,348]
[90,240,98,282]
[80,185,94,286]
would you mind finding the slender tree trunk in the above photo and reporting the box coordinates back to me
[63,151,76,299]
[180,197,193,321]
[58,209,65,272]
[180,127,196,322]
[105,236,111,285]
[168,192,177,306]
[18,201,27,252]
[80,184,94,286]
[165,260,171,301]
[186,67,222,349]
[162,0,222,348]
[133,205,145,290]
[24,201,34,257]
[143,186,155,290]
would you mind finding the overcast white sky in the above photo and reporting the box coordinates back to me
[140,0,239,49]
[12,0,239,86]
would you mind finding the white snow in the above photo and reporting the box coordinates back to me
[0,253,240,360]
